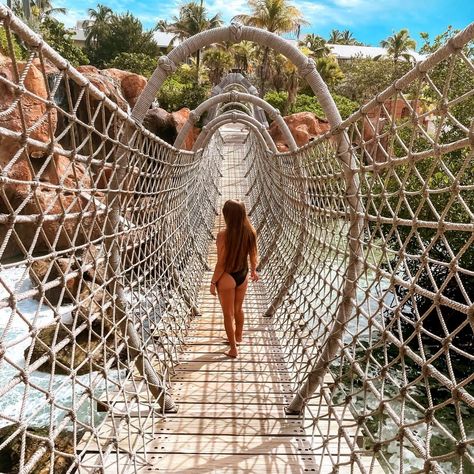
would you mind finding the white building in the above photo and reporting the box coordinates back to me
[327,43,425,62]
[71,20,88,48]
[71,22,180,51]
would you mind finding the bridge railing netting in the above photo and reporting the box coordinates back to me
[244,29,474,472]
[0,6,473,473]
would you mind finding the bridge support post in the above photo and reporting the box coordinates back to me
[105,132,178,414]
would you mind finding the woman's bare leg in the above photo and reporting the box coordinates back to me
[217,273,238,357]
[234,277,248,343]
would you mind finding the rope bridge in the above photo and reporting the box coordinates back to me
[0,5,473,472]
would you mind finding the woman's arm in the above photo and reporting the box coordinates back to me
[249,238,259,282]
[210,232,226,294]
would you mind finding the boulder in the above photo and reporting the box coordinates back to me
[29,257,82,306]
[0,424,76,474]
[26,290,115,376]
[74,66,128,111]
[143,107,177,144]
[171,108,200,151]
[143,107,200,149]
[0,150,105,260]
[0,58,57,155]
[120,73,147,108]
[269,112,331,151]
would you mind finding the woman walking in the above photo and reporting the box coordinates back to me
[210,200,259,358]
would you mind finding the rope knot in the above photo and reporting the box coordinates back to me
[268,109,281,121]
[188,111,199,124]
[229,90,238,103]
[229,22,243,42]
[158,56,177,75]
[298,58,316,78]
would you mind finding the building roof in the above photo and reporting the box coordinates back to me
[327,43,425,62]
[153,32,180,48]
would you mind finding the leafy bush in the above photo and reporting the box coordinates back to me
[40,18,89,66]
[158,66,210,111]
[107,52,157,78]
[264,91,358,119]
[0,26,24,59]
[86,12,159,68]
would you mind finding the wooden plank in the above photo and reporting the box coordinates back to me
[175,360,289,372]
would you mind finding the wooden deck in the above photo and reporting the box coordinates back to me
[79,129,384,473]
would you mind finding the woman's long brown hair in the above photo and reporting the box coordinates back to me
[222,200,257,273]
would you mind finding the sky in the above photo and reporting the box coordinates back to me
[12,0,474,48]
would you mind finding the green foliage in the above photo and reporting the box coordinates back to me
[300,33,329,58]
[40,18,89,66]
[107,52,157,78]
[328,29,363,45]
[334,58,411,103]
[203,48,233,86]
[158,65,210,112]
[264,91,358,119]
[86,12,159,68]
[0,26,24,59]
[157,2,223,40]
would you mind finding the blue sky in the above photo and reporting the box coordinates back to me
[28,0,474,48]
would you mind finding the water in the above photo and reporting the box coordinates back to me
[0,265,111,430]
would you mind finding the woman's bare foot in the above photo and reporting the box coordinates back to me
[223,339,241,346]
[225,347,238,358]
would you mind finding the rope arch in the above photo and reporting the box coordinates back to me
[131,24,342,128]
[209,74,266,125]
[174,91,297,151]
[193,112,278,153]
[217,101,254,116]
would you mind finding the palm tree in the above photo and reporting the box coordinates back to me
[230,41,255,74]
[85,4,113,49]
[379,29,417,62]
[32,0,66,22]
[328,29,342,44]
[157,1,222,75]
[232,0,308,95]
[328,29,360,45]
[315,55,344,88]
[203,48,233,85]
[300,33,330,58]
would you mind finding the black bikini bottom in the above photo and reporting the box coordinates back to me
[229,267,249,287]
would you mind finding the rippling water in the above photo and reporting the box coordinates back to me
[0,266,111,429]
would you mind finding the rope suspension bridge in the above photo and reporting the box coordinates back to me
[0,6,473,473]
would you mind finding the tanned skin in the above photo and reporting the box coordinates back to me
[210,201,258,358]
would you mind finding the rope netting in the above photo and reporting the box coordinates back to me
[0,4,473,473]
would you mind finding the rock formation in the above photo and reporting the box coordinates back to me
[143,107,200,150]
[269,112,331,151]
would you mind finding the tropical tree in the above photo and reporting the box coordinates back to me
[377,28,417,64]
[230,41,255,74]
[315,55,344,88]
[8,0,66,30]
[158,2,223,75]
[203,48,233,85]
[232,0,308,95]
[334,57,411,103]
[300,33,330,58]
[86,12,159,68]
[107,52,157,78]
[328,29,361,45]
[40,17,89,65]
[31,0,66,22]
[84,4,113,49]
